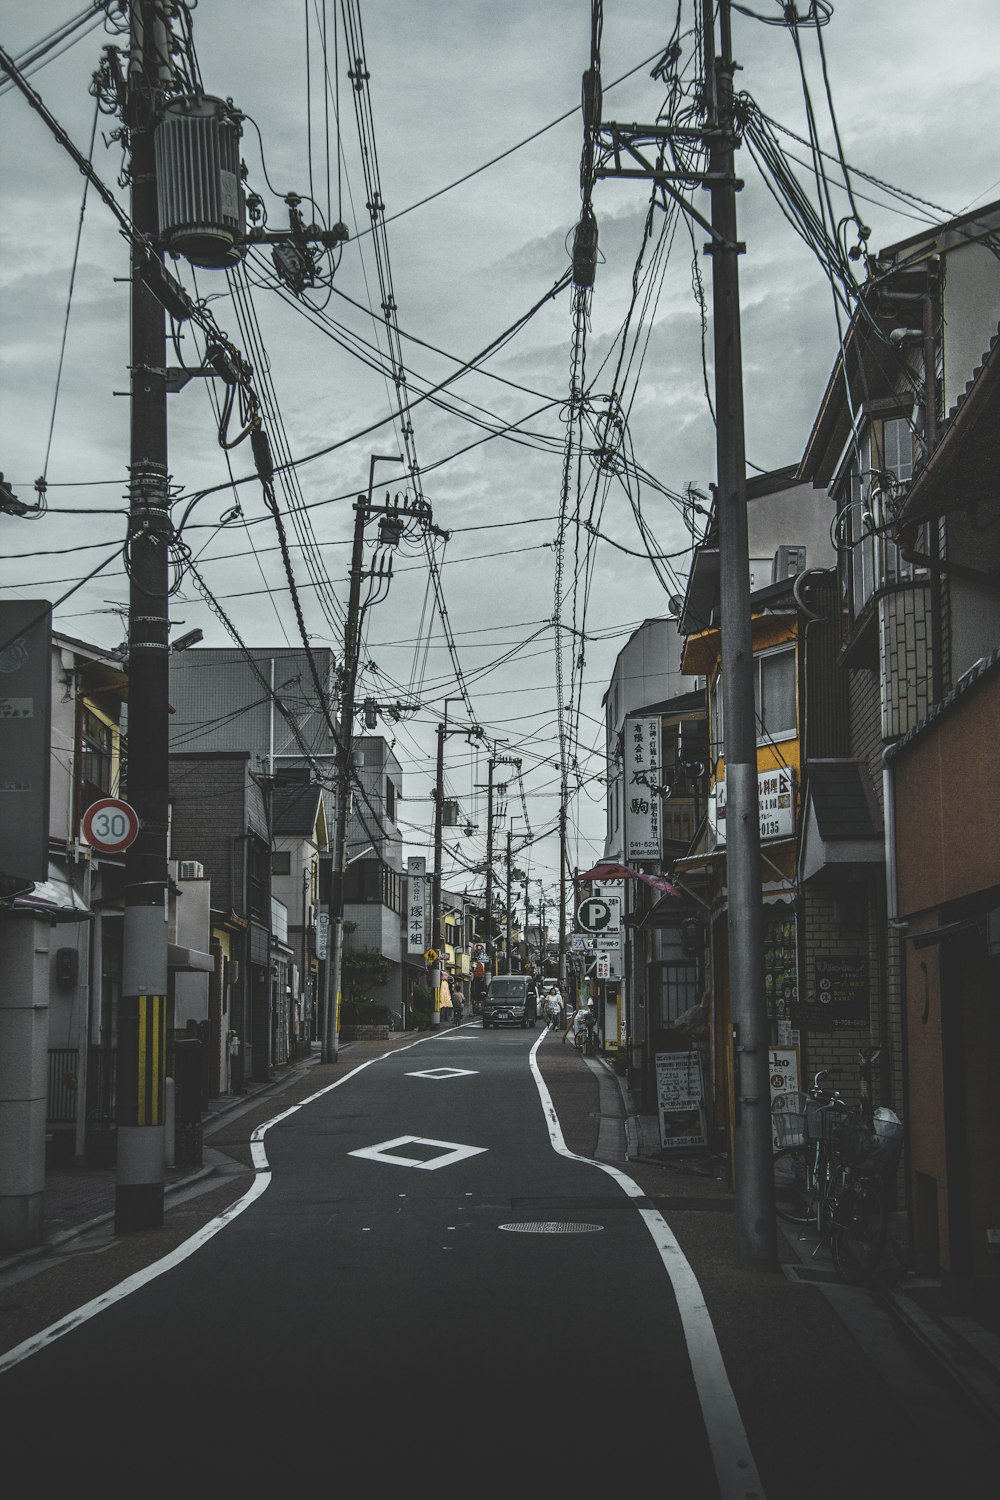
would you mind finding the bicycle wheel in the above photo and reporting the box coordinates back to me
[831,1173,889,1284]
[772,1145,814,1223]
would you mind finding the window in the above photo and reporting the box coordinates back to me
[655,962,700,1027]
[881,417,913,483]
[835,417,924,624]
[81,707,113,795]
[756,646,796,742]
[385,776,396,824]
[248,838,270,922]
[271,850,291,876]
[712,646,796,755]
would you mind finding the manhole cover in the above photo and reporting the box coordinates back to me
[499,1221,604,1234]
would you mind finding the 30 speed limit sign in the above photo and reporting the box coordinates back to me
[82,797,140,853]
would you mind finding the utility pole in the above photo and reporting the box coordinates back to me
[321,454,403,1063]
[484,755,495,972]
[581,0,774,1268]
[702,0,775,1270]
[558,795,568,994]
[431,716,446,1027]
[505,827,513,975]
[431,699,481,1024]
[116,0,172,1233]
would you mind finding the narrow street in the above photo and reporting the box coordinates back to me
[2,1030,997,1496]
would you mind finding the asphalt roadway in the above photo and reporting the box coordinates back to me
[1,1024,998,1496]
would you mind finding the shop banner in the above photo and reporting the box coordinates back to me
[625,716,661,861]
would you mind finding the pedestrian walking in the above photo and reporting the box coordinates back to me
[439,972,453,1026]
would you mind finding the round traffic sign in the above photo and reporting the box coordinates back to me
[576,897,615,932]
[82,797,140,853]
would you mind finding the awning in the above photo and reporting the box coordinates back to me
[168,942,215,972]
[576,860,680,898]
[7,863,93,923]
[797,761,883,887]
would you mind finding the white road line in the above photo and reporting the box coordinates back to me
[528,1034,766,1500]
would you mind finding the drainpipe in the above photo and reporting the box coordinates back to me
[883,745,913,1243]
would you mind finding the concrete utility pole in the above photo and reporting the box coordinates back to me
[505,828,513,974]
[558,795,568,993]
[321,454,403,1063]
[432,700,483,1022]
[484,755,495,969]
[116,0,173,1233]
[582,0,775,1268]
[702,0,775,1270]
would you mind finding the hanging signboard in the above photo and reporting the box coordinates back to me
[625,716,661,861]
[406,856,427,954]
[655,1049,708,1151]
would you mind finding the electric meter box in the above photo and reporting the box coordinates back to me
[155,94,245,268]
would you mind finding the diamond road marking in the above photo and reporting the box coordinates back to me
[406,1067,478,1080]
[348,1135,488,1170]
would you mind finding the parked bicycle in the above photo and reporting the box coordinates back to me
[771,1047,903,1285]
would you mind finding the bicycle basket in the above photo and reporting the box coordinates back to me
[806,1098,846,1142]
[771,1091,808,1147]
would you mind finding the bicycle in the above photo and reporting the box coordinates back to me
[771,1048,903,1285]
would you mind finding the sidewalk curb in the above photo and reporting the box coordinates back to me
[874,1282,1000,1436]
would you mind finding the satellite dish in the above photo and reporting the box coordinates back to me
[668,594,684,617]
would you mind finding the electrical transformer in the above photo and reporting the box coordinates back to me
[155,94,245,268]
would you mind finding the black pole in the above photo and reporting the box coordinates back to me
[323,494,367,1063]
[116,0,171,1234]
[703,0,776,1270]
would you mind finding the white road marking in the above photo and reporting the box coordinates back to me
[528,1034,766,1500]
[348,1135,487,1170]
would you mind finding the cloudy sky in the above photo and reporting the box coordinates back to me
[3,0,1000,918]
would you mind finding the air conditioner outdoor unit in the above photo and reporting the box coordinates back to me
[772,544,807,582]
[179,861,205,880]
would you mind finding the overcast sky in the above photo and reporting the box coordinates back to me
[3,1,1000,917]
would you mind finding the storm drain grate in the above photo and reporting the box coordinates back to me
[499,1221,604,1234]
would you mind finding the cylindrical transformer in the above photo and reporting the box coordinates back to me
[155,94,245,268]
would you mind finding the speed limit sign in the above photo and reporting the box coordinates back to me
[82,797,140,853]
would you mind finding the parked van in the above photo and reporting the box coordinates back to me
[482,975,538,1029]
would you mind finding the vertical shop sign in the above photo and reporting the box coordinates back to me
[625,716,661,860]
[406,856,427,954]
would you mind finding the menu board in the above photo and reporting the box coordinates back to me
[655,1050,708,1151]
